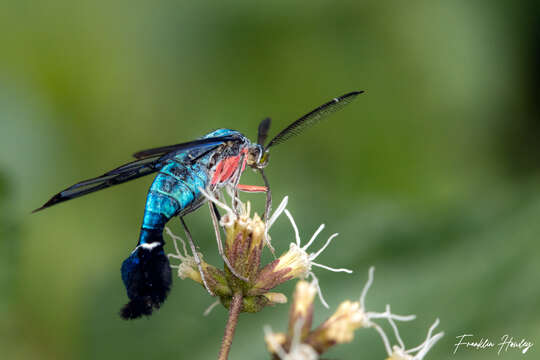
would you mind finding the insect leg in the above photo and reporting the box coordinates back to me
[237,184,268,192]
[212,202,221,222]
[231,152,246,213]
[258,168,276,256]
[179,217,215,296]
[207,202,249,282]
[258,168,272,224]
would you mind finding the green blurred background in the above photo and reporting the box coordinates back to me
[1,1,539,359]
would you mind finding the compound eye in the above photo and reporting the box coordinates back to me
[258,151,269,168]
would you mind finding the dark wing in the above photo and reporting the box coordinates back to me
[33,136,240,212]
[32,156,163,213]
[133,136,237,159]
[265,91,363,149]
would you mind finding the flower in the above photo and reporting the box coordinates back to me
[253,203,352,307]
[223,210,266,281]
[385,317,444,360]
[265,267,443,359]
[291,281,317,317]
[264,328,287,354]
[287,280,317,342]
[304,267,416,354]
[312,300,366,345]
[169,189,301,315]
[264,323,319,360]
[166,227,231,297]
[200,186,269,280]
[289,280,316,320]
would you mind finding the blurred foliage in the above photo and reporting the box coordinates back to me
[1,1,539,359]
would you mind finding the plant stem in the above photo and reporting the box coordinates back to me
[218,292,243,360]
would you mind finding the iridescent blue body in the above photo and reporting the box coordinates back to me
[120,128,251,318]
[137,147,209,244]
[138,128,248,243]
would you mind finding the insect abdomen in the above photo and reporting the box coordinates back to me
[140,161,208,236]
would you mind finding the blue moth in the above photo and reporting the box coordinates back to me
[34,91,363,319]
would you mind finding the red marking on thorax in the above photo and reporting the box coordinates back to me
[210,148,248,185]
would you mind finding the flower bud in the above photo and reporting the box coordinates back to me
[263,292,288,304]
[251,243,308,295]
[175,254,231,297]
[288,280,316,341]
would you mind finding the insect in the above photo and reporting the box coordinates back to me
[34,91,363,319]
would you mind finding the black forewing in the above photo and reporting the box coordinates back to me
[32,156,162,212]
[33,136,240,212]
[265,91,363,149]
[132,136,237,159]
